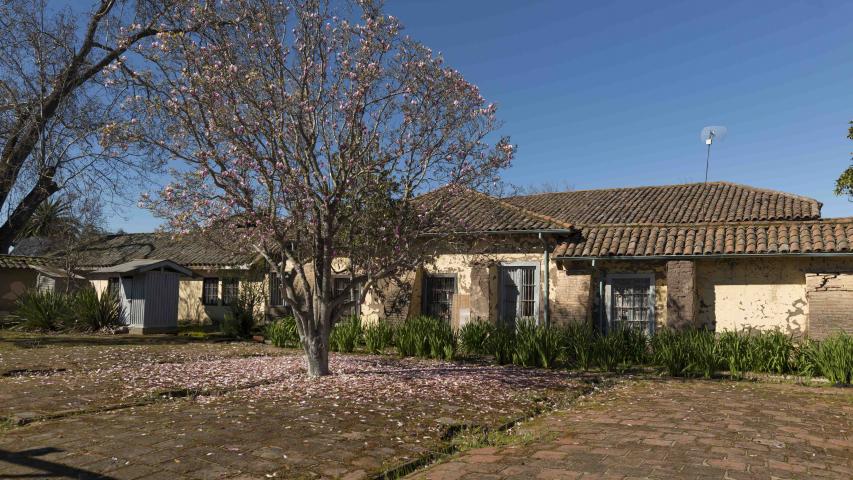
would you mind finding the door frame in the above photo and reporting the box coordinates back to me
[604,272,655,335]
[498,261,541,325]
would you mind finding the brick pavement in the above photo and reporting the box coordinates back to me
[408,379,853,480]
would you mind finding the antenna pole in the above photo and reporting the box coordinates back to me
[704,141,711,183]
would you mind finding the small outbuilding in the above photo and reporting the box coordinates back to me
[90,259,193,334]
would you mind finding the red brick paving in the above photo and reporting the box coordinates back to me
[408,379,853,480]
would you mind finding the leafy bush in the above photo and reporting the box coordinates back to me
[810,333,853,385]
[15,290,73,331]
[363,321,395,354]
[73,288,125,331]
[226,282,265,337]
[459,319,493,356]
[265,316,300,348]
[330,316,362,353]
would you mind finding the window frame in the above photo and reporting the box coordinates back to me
[202,277,220,306]
[422,273,457,322]
[604,272,656,335]
[269,272,284,306]
[333,276,362,318]
[498,262,540,326]
[221,277,240,306]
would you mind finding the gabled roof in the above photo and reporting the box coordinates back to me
[90,259,193,276]
[57,233,258,269]
[505,182,823,226]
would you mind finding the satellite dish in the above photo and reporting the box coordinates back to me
[700,126,727,182]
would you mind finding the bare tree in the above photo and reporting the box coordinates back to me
[127,0,514,376]
[0,0,192,252]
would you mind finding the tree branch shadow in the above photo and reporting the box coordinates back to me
[0,447,116,479]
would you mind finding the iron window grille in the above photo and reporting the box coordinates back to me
[423,275,455,321]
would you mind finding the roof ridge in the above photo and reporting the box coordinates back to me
[467,189,574,230]
[570,217,853,229]
[505,181,822,207]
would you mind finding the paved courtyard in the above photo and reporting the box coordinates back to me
[0,336,589,479]
[410,379,853,480]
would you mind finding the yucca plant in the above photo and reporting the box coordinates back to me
[330,316,362,353]
[363,321,395,354]
[74,288,125,332]
[265,316,300,347]
[14,290,73,331]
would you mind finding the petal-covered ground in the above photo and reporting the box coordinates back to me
[0,336,591,479]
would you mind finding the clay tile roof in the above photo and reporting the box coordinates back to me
[0,255,55,269]
[46,233,259,269]
[424,188,573,233]
[553,218,853,258]
[505,181,822,225]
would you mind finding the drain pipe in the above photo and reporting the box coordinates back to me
[538,232,550,327]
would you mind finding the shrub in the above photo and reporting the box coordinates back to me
[363,321,395,354]
[330,316,362,353]
[226,283,265,337]
[73,288,125,331]
[459,319,493,356]
[14,290,73,331]
[265,316,300,348]
[811,333,853,385]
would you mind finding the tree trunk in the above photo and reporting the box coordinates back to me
[303,327,330,377]
[0,168,59,253]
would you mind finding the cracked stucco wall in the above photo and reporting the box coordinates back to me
[696,257,853,335]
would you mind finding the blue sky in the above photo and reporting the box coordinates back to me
[112,0,853,231]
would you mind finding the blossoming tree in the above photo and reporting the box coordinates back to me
[127,0,514,376]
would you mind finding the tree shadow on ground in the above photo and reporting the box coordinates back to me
[0,334,215,349]
[0,447,116,479]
